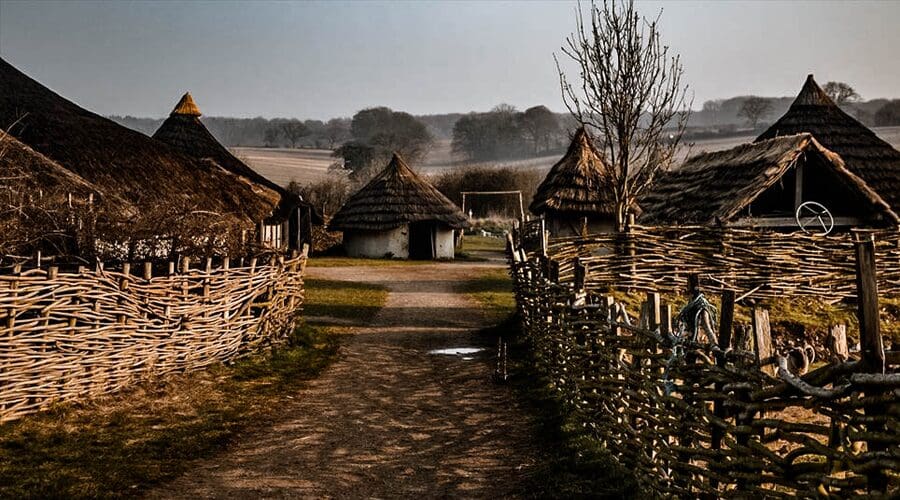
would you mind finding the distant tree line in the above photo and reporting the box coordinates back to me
[109,83,900,155]
[451,104,567,161]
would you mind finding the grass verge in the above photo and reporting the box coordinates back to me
[0,278,388,499]
[463,268,637,498]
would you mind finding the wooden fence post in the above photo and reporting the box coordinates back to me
[855,236,884,373]
[549,259,560,283]
[751,308,775,377]
[573,258,586,292]
[711,290,736,473]
[854,236,887,493]
[828,324,849,362]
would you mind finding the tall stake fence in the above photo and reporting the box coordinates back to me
[507,233,899,497]
[516,221,900,301]
[0,251,307,423]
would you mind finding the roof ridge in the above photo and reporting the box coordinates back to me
[171,92,202,117]
[791,74,836,107]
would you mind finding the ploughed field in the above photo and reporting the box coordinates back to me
[233,126,900,187]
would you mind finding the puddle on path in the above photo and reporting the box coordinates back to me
[428,347,485,357]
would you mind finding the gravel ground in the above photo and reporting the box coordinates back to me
[149,261,542,499]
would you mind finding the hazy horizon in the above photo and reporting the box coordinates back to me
[1,0,898,120]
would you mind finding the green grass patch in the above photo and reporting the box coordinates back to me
[0,278,388,499]
[458,267,516,322]
[307,256,433,267]
[458,234,507,252]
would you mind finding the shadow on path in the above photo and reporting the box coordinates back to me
[150,262,540,498]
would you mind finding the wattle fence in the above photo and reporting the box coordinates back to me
[0,251,306,422]
[517,221,900,301]
[508,232,899,497]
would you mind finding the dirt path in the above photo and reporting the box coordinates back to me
[150,262,541,499]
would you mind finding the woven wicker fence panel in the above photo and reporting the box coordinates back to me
[544,226,900,300]
[0,255,305,422]
[507,251,899,497]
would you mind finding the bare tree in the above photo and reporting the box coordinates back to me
[738,97,771,129]
[278,120,308,149]
[556,0,691,229]
[823,81,861,105]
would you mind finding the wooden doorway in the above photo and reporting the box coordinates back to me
[408,222,435,260]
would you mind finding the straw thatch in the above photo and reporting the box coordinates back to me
[0,57,280,227]
[530,127,615,216]
[151,92,321,226]
[641,133,899,225]
[329,153,468,231]
[757,74,900,210]
[0,133,116,203]
[170,92,202,117]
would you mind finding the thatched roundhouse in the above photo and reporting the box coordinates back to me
[641,133,899,230]
[330,153,468,259]
[152,92,319,251]
[757,74,900,210]
[0,133,134,255]
[530,127,617,236]
[0,57,281,257]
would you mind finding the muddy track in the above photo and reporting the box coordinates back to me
[150,262,541,499]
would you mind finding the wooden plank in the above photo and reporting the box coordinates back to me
[752,308,775,376]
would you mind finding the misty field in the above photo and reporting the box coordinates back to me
[234,126,900,188]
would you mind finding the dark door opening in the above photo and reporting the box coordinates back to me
[408,222,435,260]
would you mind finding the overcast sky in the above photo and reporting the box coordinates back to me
[1,0,898,120]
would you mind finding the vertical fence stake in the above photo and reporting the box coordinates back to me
[711,289,736,481]
[854,236,887,493]
[752,308,775,377]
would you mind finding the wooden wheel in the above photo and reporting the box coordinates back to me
[795,201,834,236]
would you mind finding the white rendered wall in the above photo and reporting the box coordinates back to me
[342,225,409,258]
[434,227,455,259]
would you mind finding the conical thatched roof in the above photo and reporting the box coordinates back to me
[641,133,898,225]
[330,153,468,231]
[171,92,201,116]
[153,93,286,195]
[530,127,615,216]
[152,92,321,224]
[757,74,900,210]
[0,57,280,225]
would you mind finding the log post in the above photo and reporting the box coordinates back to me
[854,236,887,493]
[143,262,152,280]
[711,290,736,471]
[548,259,560,283]
[855,236,884,373]
[751,308,775,377]
[573,258,586,292]
[828,324,849,362]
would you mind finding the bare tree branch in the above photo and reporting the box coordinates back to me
[556,0,692,229]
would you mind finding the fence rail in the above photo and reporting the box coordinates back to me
[0,251,306,422]
[507,234,899,497]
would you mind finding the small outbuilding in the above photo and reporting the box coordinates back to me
[329,153,468,259]
[152,92,320,251]
[530,127,618,236]
[640,133,899,230]
[757,74,900,211]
